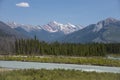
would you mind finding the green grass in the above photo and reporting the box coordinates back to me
[0,55,120,67]
[0,69,120,80]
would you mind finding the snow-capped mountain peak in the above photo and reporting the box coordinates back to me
[52,21,60,25]
[7,22,18,28]
[7,21,83,34]
[42,21,83,34]
[7,22,41,32]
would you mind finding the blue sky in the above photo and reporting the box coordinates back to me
[0,0,120,26]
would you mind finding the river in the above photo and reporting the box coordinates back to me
[0,61,120,73]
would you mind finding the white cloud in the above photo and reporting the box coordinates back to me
[16,2,30,7]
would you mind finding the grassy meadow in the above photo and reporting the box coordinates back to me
[0,55,120,67]
[0,69,120,80]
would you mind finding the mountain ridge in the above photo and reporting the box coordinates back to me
[7,21,84,42]
[59,18,120,43]
[7,21,83,34]
[1,17,120,43]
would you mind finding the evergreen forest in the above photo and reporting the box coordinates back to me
[14,37,120,56]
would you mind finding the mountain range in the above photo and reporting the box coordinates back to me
[0,17,120,43]
[0,21,26,39]
[60,18,120,43]
[7,21,83,41]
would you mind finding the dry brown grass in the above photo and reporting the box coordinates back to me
[0,68,12,72]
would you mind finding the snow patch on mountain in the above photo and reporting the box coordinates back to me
[7,21,83,34]
[42,21,83,34]
[93,23,103,32]
[7,22,41,32]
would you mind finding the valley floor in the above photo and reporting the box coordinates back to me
[0,55,120,80]
[0,69,120,80]
[0,55,120,67]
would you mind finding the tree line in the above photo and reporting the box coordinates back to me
[14,37,120,56]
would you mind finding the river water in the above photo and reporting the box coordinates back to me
[0,61,120,73]
[107,56,120,60]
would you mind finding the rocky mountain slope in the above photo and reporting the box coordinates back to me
[60,18,120,43]
[7,21,83,41]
